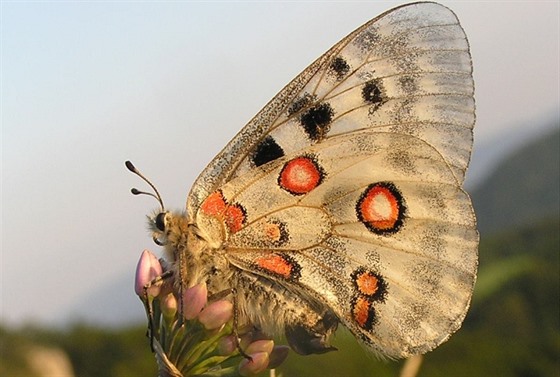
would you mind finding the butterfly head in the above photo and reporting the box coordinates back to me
[150,211,170,246]
[125,160,171,245]
[126,161,197,260]
[147,209,195,262]
[147,209,190,247]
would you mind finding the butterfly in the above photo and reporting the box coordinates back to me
[129,2,478,360]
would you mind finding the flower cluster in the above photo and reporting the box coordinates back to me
[135,250,289,376]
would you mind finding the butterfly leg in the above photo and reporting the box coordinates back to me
[142,269,174,352]
[208,288,254,360]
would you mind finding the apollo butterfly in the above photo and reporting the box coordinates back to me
[129,1,478,362]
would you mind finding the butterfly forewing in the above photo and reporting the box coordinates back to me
[187,2,474,215]
[184,2,477,359]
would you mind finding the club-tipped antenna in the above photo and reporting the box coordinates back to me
[125,160,165,212]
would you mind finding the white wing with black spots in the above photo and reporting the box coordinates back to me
[179,2,477,359]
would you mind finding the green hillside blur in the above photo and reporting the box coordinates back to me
[471,127,559,235]
[1,128,559,376]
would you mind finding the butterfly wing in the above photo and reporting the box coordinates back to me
[189,2,477,359]
[187,2,474,216]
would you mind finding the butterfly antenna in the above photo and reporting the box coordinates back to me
[125,161,165,212]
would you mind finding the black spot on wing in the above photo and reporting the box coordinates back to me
[299,102,334,142]
[329,56,350,80]
[252,136,285,167]
[362,79,383,104]
[288,93,315,116]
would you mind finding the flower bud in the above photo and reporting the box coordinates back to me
[134,250,163,298]
[267,345,290,369]
[182,282,207,320]
[245,339,274,356]
[238,352,269,376]
[238,327,267,350]
[160,293,178,322]
[217,334,237,356]
[198,300,233,330]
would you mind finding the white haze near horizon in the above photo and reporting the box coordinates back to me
[2,1,559,328]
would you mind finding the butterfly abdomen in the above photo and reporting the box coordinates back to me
[231,266,339,355]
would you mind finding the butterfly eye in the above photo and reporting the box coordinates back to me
[155,212,167,232]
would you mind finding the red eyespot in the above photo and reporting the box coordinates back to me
[200,190,227,217]
[225,204,246,233]
[352,296,375,330]
[278,156,324,195]
[254,253,301,281]
[357,182,406,234]
[201,190,246,234]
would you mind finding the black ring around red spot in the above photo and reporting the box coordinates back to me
[351,296,377,331]
[254,252,302,281]
[278,155,324,195]
[350,267,388,330]
[351,267,387,302]
[356,182,406,234]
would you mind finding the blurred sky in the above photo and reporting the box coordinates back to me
[2,1,559,327]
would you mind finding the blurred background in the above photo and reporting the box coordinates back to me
[2,1,558,376]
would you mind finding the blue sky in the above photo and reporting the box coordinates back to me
[2,1,559,327]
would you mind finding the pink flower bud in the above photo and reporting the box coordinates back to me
[198,300,233,330]
[134,250,163,298]
[217,334,237,355]
[238,327,267,350]
[238,352,269,376]
[245,340,274,356]
[267,345,290,369]
[160,293,177,321]
[182,283,207,320]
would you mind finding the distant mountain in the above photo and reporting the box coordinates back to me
[466,116,559,189]
[471,126,560,235]
[66,270,146,328]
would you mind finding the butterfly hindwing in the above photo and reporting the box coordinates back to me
[189,2,477,359]
[195,130,476,357]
